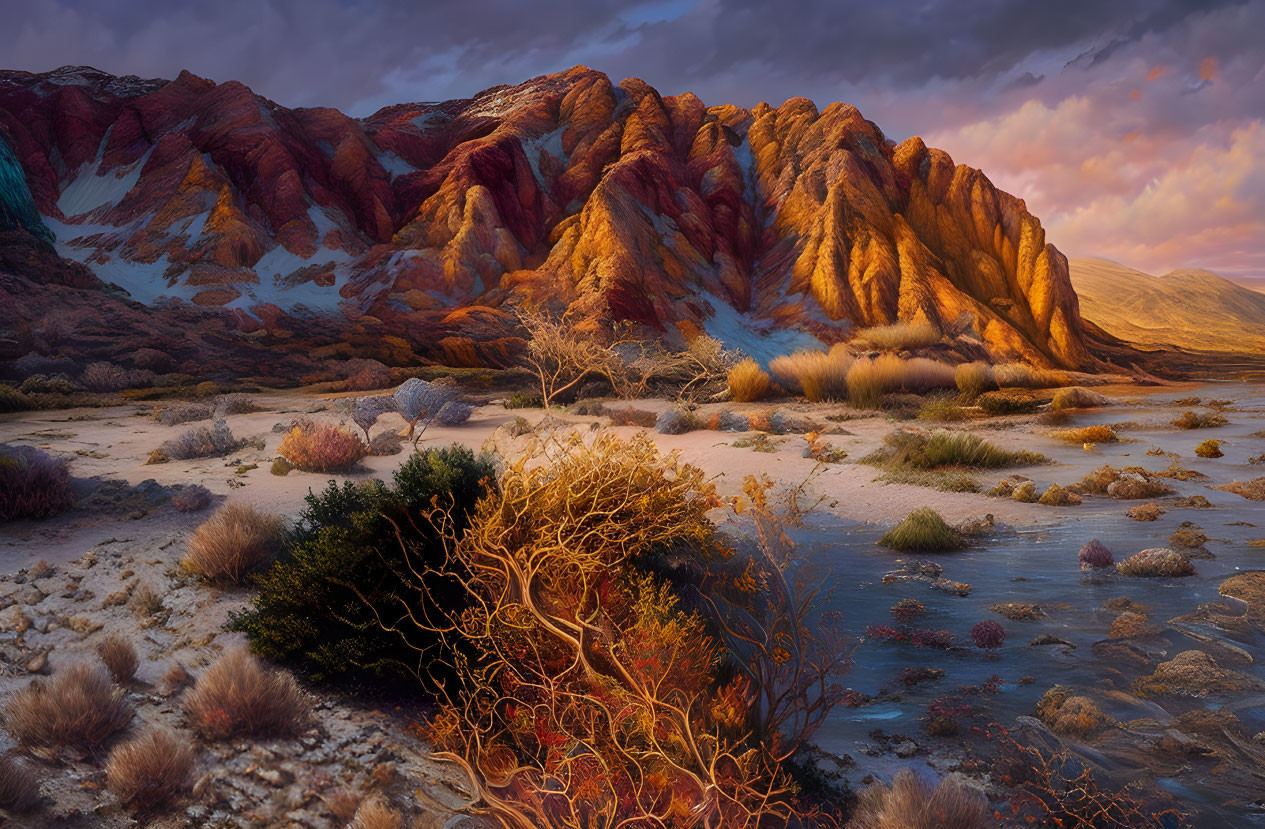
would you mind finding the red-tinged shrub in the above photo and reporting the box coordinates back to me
[970,620,1005,649]
[0,444,73,521]
[277,420,368,473]
[2,663,133,751]
[183,647,311,739]
[105,727,193,811]
[183,502,282,584]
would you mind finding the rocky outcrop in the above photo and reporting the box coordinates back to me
[0,65,1093,369]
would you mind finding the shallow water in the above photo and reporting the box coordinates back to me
[795,383,1265,827]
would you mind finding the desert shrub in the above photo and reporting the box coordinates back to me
[1038,484,1081,506]
[0,755,40,813]
[80,361,130,392]
[96,635,139,684]
[994,362,1067,388]
[919,397,968,422]
[231,445,495,685]
[0,444,73,521]
[955,362,996,401]
[2,663,133,751]
[105,727,193,812]
[1050,425,1117,444]
[184,647,310,739]
[1034,687,1115,738]
[728,357,773,402]
[901,358,957,393]
[214,394,261,415]
[504,391,542,409]
[970,620,1005,649]
[1173,411,1227,429]
[424,434,850,825]
[1116,548,1195,578]
[344,361,393,392]
[183,502,283,584]
[18,373,79,395]
[0,384,31,413]
[1050,387,1109,411]
[852,320,942,352]
[156,419,239,461]
[277,420,368,473]
[349,395,396,441]
[130,582,163,617]
[1195,439,1224,458]
[392,378,461,444]
[847,768,989,829]
[171,484,213,512]
[876,429,1047,471]
[879,507,965,552]
[436,400,474,426]
[768,345,853,401]
[976,391,1040,416]
[155,402,213,426]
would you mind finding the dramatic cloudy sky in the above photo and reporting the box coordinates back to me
[2,0,1262,281]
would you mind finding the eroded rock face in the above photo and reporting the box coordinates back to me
[0,65,1092,368]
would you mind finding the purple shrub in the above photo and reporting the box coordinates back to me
[0,445,73,520]
[970,620,1005,650]
[171,485,213,513]
[80,362,131,392]
[392,378,457,444]
[1078,539,1113,570]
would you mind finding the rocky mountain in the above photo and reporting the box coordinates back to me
[0,64,1091,373]
[1070,258,1265,354]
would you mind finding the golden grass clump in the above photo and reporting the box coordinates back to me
[2,663,133,751]
[768,344,854,401]
[847,768,989,829]
[182,502,283,584]
[96,635,139,684]
[350,795,409,829]
[994,363,1067,389]
[727,358,772,402]
[1050,424,1118,444]
[954,362,996,401]
[183,647,311,739]
[878,507,965,552]
[851,320,943,352]
[918,397,968,422]
[1173,411,1228,429]
[1195,439,1224,458]
[105,727,194,811]
[277,420,368,472]
[0,754,40,813]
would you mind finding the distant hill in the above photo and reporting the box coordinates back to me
[1070,258,1265,353]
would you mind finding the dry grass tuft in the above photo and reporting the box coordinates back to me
[878,507,966,552]
[768,345,854,401]
[182,502,283,584]
[1050,424,1118,444]
[350,795,409,829]
[159,663,192,697]
[0,754,40,813]
[994,363,1067,389]
[184,647,311,739]
[1173,411,1228,429]
[852,321,942,352]
[2,663,133,751]
[129,581,163,617]
[105,727,194,811]
[727,358,772,402]
[954,362,995,401]
[96,635,139,684]
[847,768,989,829]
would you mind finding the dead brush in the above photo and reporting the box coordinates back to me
[182,502,283,584]
[96,635,139,684]
[183,647,311,739]
[129,581,163,617]
[105,727,194,812]
[2,662,134,752]
[848,768,989,829]
[0,754,41,813]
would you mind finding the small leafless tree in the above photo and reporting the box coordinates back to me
[517,306,619,408]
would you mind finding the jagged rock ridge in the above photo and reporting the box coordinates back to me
[0,64,1090,368]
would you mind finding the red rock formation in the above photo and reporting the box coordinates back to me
[0,64,1091,369]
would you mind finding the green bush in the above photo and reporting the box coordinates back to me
[880,429,1047,470]
[878,507,965,552]
[230,445,495,687]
